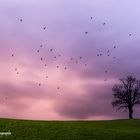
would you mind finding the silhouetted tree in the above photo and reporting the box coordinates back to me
[112,76,140,119]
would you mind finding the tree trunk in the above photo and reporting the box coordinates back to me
[129,109,133,119]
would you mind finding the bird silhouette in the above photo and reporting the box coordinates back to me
[50,49,53,52]
[41,57,43,61]
[43,27,46,30]
[85,32,88,34]
[102,22,106,26]
[105,70,108,73]
[57,87,60,90]
[11,53,14,57]
[20,19,23,22]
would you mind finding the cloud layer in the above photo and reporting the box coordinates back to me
[0,0,140,120]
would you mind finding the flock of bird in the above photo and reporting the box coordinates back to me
[10,17,133,90]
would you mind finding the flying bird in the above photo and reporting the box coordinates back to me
[85,32,88,34]
[104,79,107,82]
[105,70,108,73]
[20,19,23,22]
[11,53,14,57]
[50,49,53,52]
[37,50,40,53]
[102,22,106,26]
[41,57,43,61]
[57,87,60,90]
[70,57,73,60]
[43,27,46,30]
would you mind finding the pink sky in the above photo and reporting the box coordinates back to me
[0,0,140,120]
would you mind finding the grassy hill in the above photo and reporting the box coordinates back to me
[0,119,139,139]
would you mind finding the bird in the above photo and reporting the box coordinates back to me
[104,79,107,82]
[129,34,132,36]
[50,49,53,52]
[54,56,57,59]
[91,17,93,20]
[43,27,46,30]
[40,45,43,48]
[41,57,43,61]
[107,50,110,53]
[37,50,40,53]
[79,57,82,59]
[97,54,100,56]
[85,32,88,34]
[102,22,106,26]
[38,83,41,86]
[113,46,116,49]
[56,66,59,68]
[57,87,60,90]
[20,19,23,22]
[100,53,103,56]
[46,76,48,78]
[64,67,67,69]
[105,70,108,73]
[107,54,110,56]
[16,72,19,75]
[11,53,14,57]
[45,64,47,67]
[14,68,18,71]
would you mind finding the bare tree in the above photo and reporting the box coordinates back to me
[112,76,140,119]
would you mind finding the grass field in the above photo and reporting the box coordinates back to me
[0,119,140,140]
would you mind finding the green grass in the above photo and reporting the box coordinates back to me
[0,118,140,140]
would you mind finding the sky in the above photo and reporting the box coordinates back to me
[0,0,140,120]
